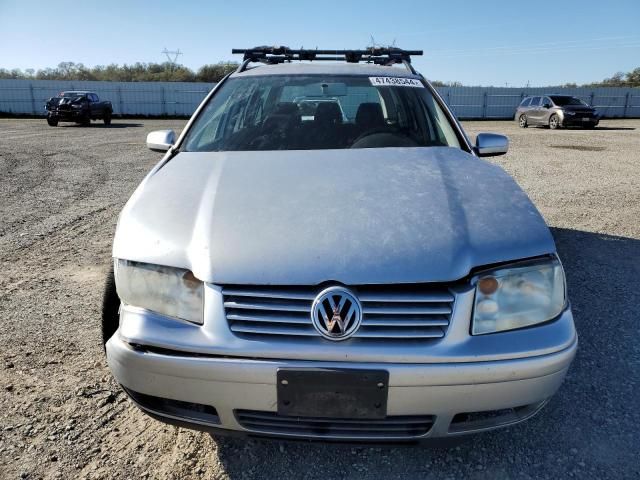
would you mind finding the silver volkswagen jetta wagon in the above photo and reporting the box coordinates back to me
[104,47,577,442]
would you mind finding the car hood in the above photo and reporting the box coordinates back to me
[46,96,82,109]
[113,147,555,285]
[562,104,594,112]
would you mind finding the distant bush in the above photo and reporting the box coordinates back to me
[0,61,239,83]
[429,80,463,87]
[587,68,640,88]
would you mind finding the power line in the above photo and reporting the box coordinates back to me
[161,48,183,69]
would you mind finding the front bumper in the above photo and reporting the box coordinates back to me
[47,109,85,120]
[560,114,599,127]
[106,312,577,441]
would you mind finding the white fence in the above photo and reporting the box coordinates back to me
[1,79,639,119]
[436,85,640,119]
[0,79,215,117]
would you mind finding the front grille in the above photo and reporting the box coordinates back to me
[236,410,434,439]
[222,284,454,341]
[570,110,595,116]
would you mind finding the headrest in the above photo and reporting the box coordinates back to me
[263,102,300,130]
[272,102,299,115]
[315,102,342,124]
[355,102,385,129]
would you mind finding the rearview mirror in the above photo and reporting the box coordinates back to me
[147,130,176,152]
[475,133,509,157]
[303,82,347,96]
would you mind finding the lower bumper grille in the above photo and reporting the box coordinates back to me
[124,388,220,426]
[235,410,434,439]
[449,401,546,434]
[565,116,597,123]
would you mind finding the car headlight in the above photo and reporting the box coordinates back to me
[471,257,566,335]
[114,259,204,324]
[564,110,575,116]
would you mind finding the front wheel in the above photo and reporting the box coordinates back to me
[47,116,58,127]
[103,111,112,126]
[549,114,560,130]
[518,114,528,128]
[101,266,120,350]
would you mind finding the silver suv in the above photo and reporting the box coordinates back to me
[104,47,577,442]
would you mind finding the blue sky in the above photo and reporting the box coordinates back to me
[1,0,639,86]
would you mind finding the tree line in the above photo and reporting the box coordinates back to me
[0,62,638,87]
[0,61,238,83]
[561,67,640,88]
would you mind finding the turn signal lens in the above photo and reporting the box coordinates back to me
[478,277,499,295]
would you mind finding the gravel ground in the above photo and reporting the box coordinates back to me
[0,118,638,479]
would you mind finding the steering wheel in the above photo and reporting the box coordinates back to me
[350,128,419,149]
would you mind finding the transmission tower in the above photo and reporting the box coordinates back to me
[162,48,183,69]
[368,36,397,49]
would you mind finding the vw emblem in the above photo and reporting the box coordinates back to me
[311,286,362,341]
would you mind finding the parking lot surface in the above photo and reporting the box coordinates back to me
[0,118,638,479]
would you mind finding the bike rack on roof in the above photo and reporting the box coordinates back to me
[232,46,423,74]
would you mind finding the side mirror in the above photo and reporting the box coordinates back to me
[147,129,176,152]
[475,133,509,157]
[542,102,551,108]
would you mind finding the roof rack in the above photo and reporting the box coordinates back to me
[232,46,422,74]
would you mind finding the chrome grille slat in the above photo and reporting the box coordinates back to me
[359,292,454,303]
[223,301,310,312]
[362,305,451,315]
[222,288,316,301]
[362,316,449,327]
[226,313,310,325]
[229,324,318,336]
[222,284,454,342]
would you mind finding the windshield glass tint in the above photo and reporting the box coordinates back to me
[550,96,587,106]
[183,75,461,151]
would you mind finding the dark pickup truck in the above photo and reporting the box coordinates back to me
[45,91,113,126]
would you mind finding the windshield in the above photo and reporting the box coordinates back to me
[550,96,588,107]
[183,75,461,151]
[59,92,85,98]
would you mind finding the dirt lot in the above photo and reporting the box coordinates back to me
[1,118,639,479]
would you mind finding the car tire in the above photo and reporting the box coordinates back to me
[47,117,58,127]
[103,111,112,126]
[518,114,528,128]
[101,266,120,350]
[81,114,91,127]
[549,114,560,130]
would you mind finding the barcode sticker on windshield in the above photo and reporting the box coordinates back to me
[369,77,424,88]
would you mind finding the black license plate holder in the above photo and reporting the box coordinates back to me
[277,368,389,419]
